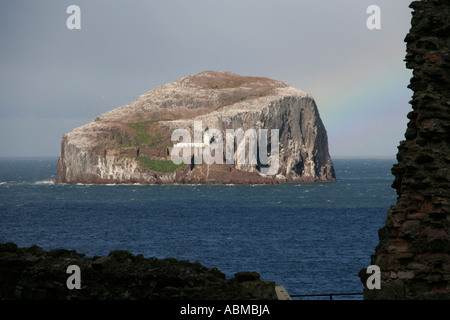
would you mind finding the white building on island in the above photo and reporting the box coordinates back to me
[174,131,211,149]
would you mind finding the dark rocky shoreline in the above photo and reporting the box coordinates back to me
[0,243,277,300]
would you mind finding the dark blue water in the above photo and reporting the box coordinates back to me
[0,157,396,299]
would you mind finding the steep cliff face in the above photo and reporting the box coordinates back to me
[362,0,450,299]
[57,71,335,184]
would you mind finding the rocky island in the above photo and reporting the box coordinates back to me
[57,71,335,185]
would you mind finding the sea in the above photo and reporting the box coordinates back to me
[0,157,397,300]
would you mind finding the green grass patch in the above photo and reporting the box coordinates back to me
[127,121,166,147]
[136,157,185,173]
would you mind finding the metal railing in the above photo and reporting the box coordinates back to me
[289,292,363,300]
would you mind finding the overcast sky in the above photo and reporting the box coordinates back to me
[0,0,413,158]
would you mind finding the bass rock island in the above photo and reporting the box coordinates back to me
[57,71,335,185]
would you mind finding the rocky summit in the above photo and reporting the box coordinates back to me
[57,71,335,185]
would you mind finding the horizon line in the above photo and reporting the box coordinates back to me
[0,155,397,160]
